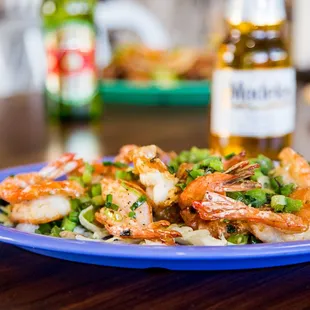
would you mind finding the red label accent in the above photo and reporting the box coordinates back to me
[47,49,95,76]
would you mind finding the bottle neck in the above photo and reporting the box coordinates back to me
[226,0,286,27]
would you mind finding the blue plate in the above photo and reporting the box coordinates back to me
[0,163,310,270]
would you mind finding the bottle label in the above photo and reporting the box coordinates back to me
[211,68,296,138]
[45,21,97,106]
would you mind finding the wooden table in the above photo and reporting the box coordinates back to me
[0,91,310,310]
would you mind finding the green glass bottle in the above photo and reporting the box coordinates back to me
[41,0,102,121]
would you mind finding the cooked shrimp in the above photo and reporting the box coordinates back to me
[127,145,180,208]
[193,192,308,233]
[9,180,84,224]
[95,179,181,244]
[179,161,260,210]
[0,153,83,203]
[180,204,249,238]
[249,188,310,243]
[5,180,84,205]
[1,154,84,225]
[223,151,247,170]
[274,147,310,187]
[11,195,71,225]
[115,144,176,165]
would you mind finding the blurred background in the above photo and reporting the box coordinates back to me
[0,0,304,98]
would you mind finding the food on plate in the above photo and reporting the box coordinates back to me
[102,45,215,82]
[0,146,309,246]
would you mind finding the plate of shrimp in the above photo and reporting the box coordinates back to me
[0,145,310,270]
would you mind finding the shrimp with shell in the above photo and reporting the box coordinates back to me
[95,179,181,244]
[0,153,85,225]
[178,161,260,237]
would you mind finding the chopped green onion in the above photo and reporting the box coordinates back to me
[83,208,95,223]
[50,226,61,237]
[70,199,80,211]
[102,161,128,168]
[176,182,186,191]
[285,197,303,213]
[91,184,102,197]
[104,194,119,211]
[209,158,224,172]
[224,152,236,160]
[106,194,112,204]
[128,211,136,219]
[251,154,274,175]
[168,166,176,174]
[228,234,249,245]
[113,162,129,168]
[102,161,113,166]
[271,195,287,212]
[82,163,94,184]
[245,189,267,208]
[169,147,210,171]
[257,176,271,189]
[92,195,104,206]
[82,172,92,185]
[68,211,79,223]
[115,170,133,181]
[280,183,296,196]
[270,195,302,213]
[36,223,52,235]
[251,169,264,181]
[131,196,147,211]
[189,169,205,179]
[61,217,77,232]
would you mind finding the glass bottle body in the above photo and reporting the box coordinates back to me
[210,21,295,159]
[41,0,102,122]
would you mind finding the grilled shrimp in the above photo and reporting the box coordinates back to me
[1,154,85,225]
[124,145,180,208]
[193,192,308,233]
[10,182,84,224]
[274,147,310,188]
[179,161,260,210]
[0,153,83,204]
[247,188,310,243]
[95,179,181,244]
[115,144,176,165]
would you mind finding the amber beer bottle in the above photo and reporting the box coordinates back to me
[210,0,296,159]
[41,0,102,121]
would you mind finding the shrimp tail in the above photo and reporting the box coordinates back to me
[40,153,84,180]
[223,151,247,170]
[193,192,308,233]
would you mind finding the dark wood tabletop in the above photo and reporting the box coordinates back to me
[0,89,310,310]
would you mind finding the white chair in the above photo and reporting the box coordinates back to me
[0,0,171,97]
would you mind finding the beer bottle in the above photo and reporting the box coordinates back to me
[210,0,296,159]
[41,0,102,121]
